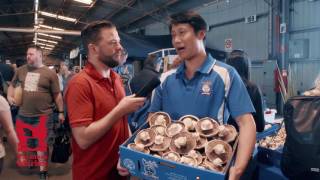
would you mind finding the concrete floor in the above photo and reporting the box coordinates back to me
[1,142,72,180]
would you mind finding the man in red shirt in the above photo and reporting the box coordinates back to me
[65,21,145,180]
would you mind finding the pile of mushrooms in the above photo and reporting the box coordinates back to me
[127,112,239,173]
[259,127,286,150]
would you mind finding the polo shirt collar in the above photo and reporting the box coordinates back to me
[84,62,115,81]
[175,53,216,78]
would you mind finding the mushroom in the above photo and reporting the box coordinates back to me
[213,144,226,155]
[134,129,156,147]
[218,125,228,137]
[201,120,214,131]
[217,125,238,143]
[191,132,207,150]
[212,158,223,167]
[140,131,151,142]
[180,156,197,166]
[196,117,219,138]
[174,137,187,149]
[155,115,166,126]
[187,150,203,165]
[205,140,232,164]
[153,125,166,136]
[128,143,150,154]
[169,132,196,155]
[179,115,199,132]
[166,122,185,137]
[149,135,171,152]
[148,112,171,127]
[162,152,180,162]
[204,158,224,172]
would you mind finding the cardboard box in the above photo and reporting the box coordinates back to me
[120,123,238,180]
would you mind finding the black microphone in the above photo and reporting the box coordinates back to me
[135,76,161,97]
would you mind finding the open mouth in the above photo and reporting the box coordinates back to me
[176,47,185,53]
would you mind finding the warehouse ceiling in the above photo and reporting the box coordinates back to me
[0,0,218,59]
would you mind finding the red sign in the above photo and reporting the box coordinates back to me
[225,38,233,52]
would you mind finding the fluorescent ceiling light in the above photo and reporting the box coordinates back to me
[39,11,57,18]
[41,46,54,50]
[74,0,93,5]
[35,42,55,48]
[36,38,58,44]
[39,11,77,23]
[38,33,62,39]
[39,24,64,31]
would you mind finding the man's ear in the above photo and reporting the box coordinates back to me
[197,30,206,40]
[88,43,98,54]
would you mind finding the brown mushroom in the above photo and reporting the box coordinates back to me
[195,117,219,138]
[180,155,197,166]
[203,158,224,172]
[187,150,203,165]
[205,140,232,164]
[128,143,150,154]
[162,151,181,162]
[179,115,199,132]
[166,121,185,137]
[217,125,238,143]
[149,135,171,152]
[191,132,207,150]
[148,112,171,127]
[169,132,196,155]
[134,128,156,147]
[150,125,167,136]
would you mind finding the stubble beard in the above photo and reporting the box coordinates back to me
[100,54,119,68]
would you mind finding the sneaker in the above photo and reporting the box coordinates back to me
[39,171,48,180]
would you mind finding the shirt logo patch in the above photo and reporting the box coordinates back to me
[24,72,40,92]
[201,81,212,95]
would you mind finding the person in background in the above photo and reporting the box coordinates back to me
[149,11,256,180]
[160,55,182,82]
[0,73,19,174]
[65,20,145,180]
[127,53,161,133]
[226,50,265,132]
[7,45,64,180]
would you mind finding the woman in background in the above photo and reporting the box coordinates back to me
[0,72,19,174]
[226,50,265,132]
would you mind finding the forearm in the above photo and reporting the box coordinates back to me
[234,114,256,174]
[54,93,64,112]
[7,85,14,99]
[0,112,19,153]
[73,104,126,149]
[7,130,19,154]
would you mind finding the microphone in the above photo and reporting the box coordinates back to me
[135,76,161,97]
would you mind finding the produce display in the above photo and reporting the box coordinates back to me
[127,112,238,172]
[259,126,286,150]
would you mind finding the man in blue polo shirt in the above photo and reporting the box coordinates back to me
[149,11,256,180]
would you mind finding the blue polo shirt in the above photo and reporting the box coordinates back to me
[149,54,255,124]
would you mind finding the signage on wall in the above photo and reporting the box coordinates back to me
[224,38,233,52]
[280,23,287,34]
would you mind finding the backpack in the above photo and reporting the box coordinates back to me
[281,96,320,179]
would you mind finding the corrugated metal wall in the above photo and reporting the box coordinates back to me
[199,0,269,60]
[143,0,320,97]
[289,0,320,94]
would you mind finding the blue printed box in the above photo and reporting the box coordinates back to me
[120,123,238,180]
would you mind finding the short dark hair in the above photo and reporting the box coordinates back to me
[143,54,158,70]
[81,20,116,51]
[27,45,43,54]
[169,11,207,34]
[226,50,250,80]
